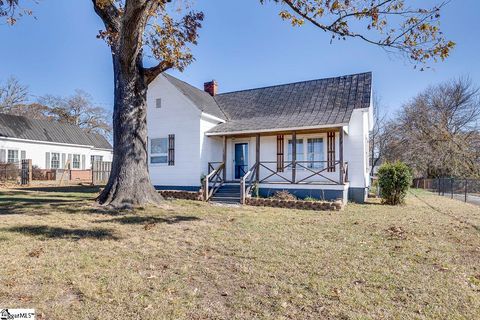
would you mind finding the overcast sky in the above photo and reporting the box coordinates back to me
[1,0,478,115]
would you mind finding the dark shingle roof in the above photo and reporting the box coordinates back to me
[208,72,372,134]
[0,113,112,149]
[163,73,226,120]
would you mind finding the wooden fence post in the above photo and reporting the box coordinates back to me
[27,159,32,185]
[21,159,31,185]
[91,161,96,186]
[451,178,454,199]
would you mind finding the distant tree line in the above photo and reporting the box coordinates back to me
[371,78,480,179]
[0,76,112,139]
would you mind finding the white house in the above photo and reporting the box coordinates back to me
[147,72,373,203]
[0,113,113,173]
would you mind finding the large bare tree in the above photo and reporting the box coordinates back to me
[0,76,28,112]
[369,95,388,177]
[39,90,112,138]
[384,78,480,178]
[3,0,455,207]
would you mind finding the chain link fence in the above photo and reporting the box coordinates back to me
[413,178,480,206]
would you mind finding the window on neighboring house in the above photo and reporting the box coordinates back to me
[150,138,168,164]
[51,152,60,169]
[7,150,19,164]
[72,154,81,169]
[91,155,103,164]
[156,98,162,109]
[307,138,324,169]
[287,139,304,163]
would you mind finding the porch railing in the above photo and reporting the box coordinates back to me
[258,160,348,185]
[240,164,258,204]
[206,160,347,201]
[204,162,225,201]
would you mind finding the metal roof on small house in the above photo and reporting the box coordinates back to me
[0,113,112,149]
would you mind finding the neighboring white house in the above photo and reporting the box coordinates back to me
[0,113,113,171]
[147,72,373,203]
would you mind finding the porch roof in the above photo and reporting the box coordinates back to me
[208,72,371,135]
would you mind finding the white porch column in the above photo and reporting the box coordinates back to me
[339,128,344,184]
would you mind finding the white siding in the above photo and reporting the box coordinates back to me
[0,137,112,169]
[147,74,203,187]
[344,108,370,188]
[200,116,223,177]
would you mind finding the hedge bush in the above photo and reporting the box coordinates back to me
[377,161,412,205]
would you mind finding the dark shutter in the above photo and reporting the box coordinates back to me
[327,131,336,172]
[276,135,284,172]
[168,134,175,166]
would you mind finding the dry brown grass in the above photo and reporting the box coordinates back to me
[0,187,479,319]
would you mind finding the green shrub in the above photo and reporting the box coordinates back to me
[377,161,412,205]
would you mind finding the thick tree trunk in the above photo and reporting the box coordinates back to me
[97,53,162,208]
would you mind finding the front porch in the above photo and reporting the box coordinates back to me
[204,127,349,204]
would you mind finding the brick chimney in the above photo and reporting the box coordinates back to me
[204,80,218,96]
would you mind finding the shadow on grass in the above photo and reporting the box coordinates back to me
[0,195,88,216]
[4,225,119,240]
[95,215,200,225]
[15,186,102,194]
[0,188,114,216]
[0,197,80,204]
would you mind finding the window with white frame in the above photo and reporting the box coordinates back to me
[307,138,324,169]
[287,139,304,162]
[91,155,103,164]
[72,154,81,169]
[51,152,60,169]
[7,150,19,164]
[150,138,168,164]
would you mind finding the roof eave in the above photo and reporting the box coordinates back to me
[0,135,112,150]
[201,112,226,123]
[205,123,349,136]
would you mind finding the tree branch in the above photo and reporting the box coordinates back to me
[143,61,174,85]
[279,0,453,63]
[91,0,121,33]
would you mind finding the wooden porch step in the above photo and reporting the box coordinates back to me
[209,184,241,204]
[211,196,240,203]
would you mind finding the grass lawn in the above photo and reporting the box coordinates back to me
[0,187,479,319]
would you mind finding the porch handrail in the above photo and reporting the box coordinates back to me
[204,162,225,201]
[240,164,258,204]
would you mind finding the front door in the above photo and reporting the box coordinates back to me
[234,142,249,180]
